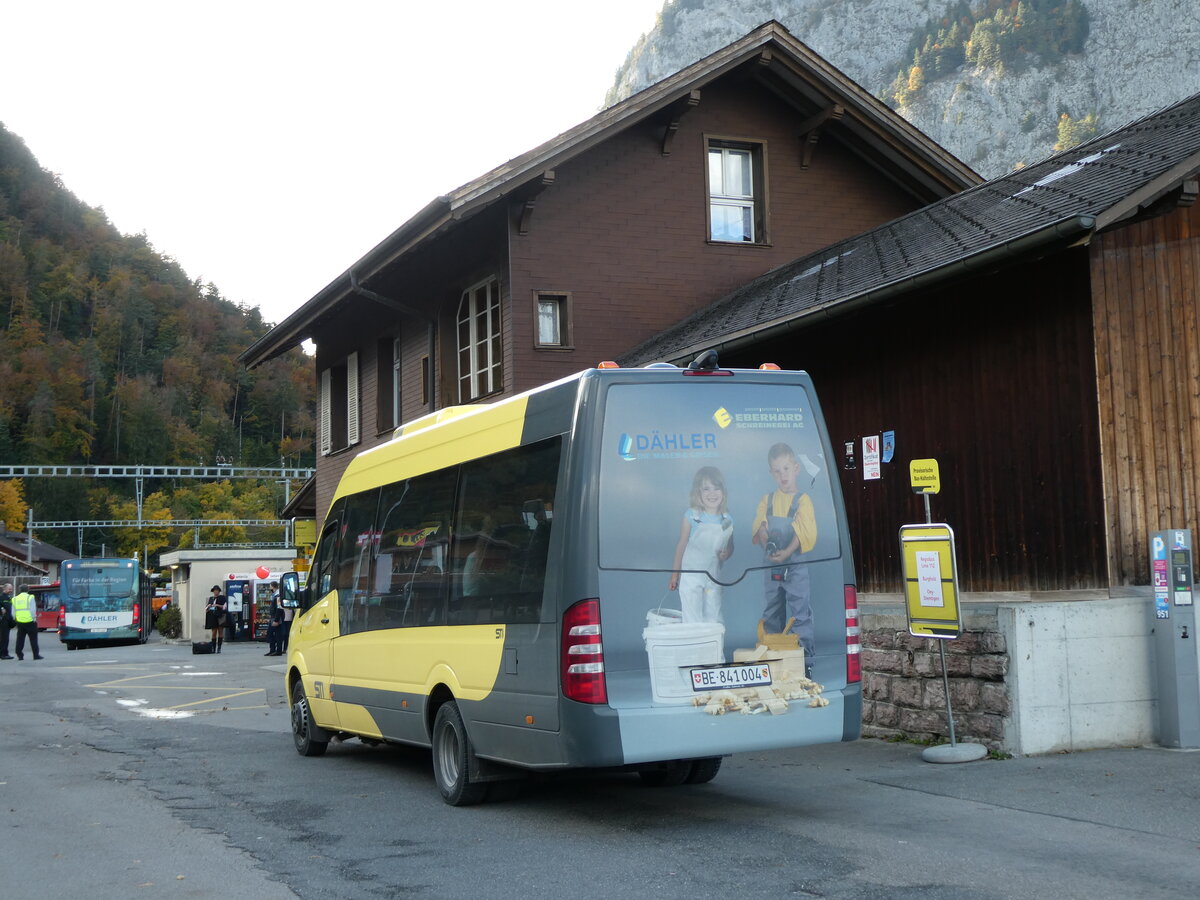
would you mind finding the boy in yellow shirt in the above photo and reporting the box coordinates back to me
[751,442,818,664]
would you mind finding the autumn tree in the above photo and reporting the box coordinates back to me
[0,479,27,530]
[1054,111,1099,151]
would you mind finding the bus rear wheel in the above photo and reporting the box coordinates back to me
[291,680,329,757]
[432,701,487,806]
[638,759,693,787]
[684,756,722,784]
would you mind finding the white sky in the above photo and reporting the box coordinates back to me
[4,0,666,326]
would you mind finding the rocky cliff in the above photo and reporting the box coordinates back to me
[608,0,1200,177]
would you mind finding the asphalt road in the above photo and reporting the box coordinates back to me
[1,633,1198,899]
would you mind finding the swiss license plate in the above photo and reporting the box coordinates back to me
[90,627,109,632]
[690,662,772,691]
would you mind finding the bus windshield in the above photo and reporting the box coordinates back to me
[598,379,841,582]
[62,561,137,605]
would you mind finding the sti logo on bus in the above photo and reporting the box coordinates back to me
[617,430,718,461]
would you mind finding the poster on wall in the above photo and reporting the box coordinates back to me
[862,434,881,480]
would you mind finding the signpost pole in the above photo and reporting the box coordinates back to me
[924,483,958,747]
[937,641,957,747]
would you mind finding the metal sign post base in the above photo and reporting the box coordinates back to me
[921,641,987,764]
[922,742,988,763]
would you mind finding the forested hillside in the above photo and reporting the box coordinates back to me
[0,123,315,557]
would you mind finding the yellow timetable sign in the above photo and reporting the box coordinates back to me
[293,518,317,547]
[909,458,940,494]
[898,523,961,639]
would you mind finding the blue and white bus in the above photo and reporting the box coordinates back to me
[58,558,154,650]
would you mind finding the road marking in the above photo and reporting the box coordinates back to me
[79,671,271,714]
[166,689,266,711]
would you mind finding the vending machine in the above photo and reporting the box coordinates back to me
[253,580,275,640]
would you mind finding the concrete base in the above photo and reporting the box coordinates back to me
[999,593,1158,755]
[922,742,988,764]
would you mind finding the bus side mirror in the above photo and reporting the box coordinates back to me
[281,572,303,609]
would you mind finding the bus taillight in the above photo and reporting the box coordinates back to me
[561,599,607,704]
[845,585,861,683]
[57,606,66,634]
[132,599,141,630]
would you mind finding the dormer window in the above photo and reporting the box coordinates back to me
[707,138,768,244]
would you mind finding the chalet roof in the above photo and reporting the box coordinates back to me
[241,20,979,369]
[622,91,1200,367]
[279,476,315,519]
[0,549,47,580]
[0,530,73,565]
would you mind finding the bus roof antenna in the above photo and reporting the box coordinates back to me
[688,349,720,371]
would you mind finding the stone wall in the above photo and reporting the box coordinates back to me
[861,605,1009,752]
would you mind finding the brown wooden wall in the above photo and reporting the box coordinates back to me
[1091,202,1200,585]
[725,250,1108,593]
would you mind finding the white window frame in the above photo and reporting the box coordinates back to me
[376,336,402,433]
[534,291,572,349]
[706,137,767,244]
[457,277,502,402]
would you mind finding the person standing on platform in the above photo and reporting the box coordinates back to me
[205,585,227,653]
[11,585,43,660]
[265,582,283,656]
[0,584,14,660]
[281,594,295,652]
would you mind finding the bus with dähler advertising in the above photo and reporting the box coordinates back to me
[58,558,154,649]
[281,353,862,805]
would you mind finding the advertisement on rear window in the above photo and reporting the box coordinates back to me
[597,381,848,756]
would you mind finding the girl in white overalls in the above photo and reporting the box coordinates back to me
[668,466,734,623]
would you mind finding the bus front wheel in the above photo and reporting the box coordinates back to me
[291,680,329,757]
[432,702,487,806]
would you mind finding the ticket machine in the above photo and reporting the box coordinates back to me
[224,577,249,641]
[1151,530,1200,747]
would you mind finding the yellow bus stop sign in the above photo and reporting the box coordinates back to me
[899,523,962,639]
[909,459,940,494]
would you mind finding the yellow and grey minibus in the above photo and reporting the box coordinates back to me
[282,353,861,804]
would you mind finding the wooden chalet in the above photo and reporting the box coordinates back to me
[240,21,978,520]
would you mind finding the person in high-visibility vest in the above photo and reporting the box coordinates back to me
[11,587,43,661]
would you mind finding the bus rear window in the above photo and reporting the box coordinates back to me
[63,563,136,602]
[598,381,840,578]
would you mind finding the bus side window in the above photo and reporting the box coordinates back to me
[310,500,345,603]
[373,470,455,629]
[332,488,381,635]
[449,438,560,626]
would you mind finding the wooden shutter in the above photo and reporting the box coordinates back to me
[347,351,360,446]
[319,368,332,456]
